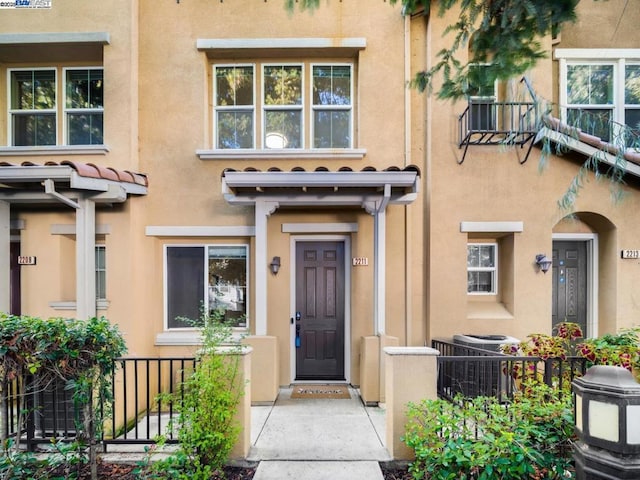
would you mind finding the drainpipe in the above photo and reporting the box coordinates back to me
[404,12,413,347]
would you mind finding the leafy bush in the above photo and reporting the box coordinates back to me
[137,311,244,480]
[577,327,640,376]
[0,314,126,480]
[404,383,574,480]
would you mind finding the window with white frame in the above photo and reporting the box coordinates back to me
[467,63,497,131]
[8,67,104,147]
[558,51,640,147]
[65,68,104,145]
[165,245,248,329]
[467,243,498,294]
[213,62,353,150]
[95,245,106,301]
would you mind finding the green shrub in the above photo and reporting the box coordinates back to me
[403,383,574,480]
[138,311,244,479]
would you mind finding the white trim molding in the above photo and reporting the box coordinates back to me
[554,48,640,60]
[282,223,358,233]
[460,221,524,233]
[197,148,366,161]
[146,226,256,237]
[197,37,366,51]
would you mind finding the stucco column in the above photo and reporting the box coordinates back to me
[76,197,96,320]
[384,346,439,460]
[0,201,9,313]
[254,200,278,336]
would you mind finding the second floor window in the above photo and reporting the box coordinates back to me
[9,67,104,147]
[213,62,353,150]
[562,57,640,147]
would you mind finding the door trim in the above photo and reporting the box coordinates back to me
[290,235,351,384]
[552,233,598,337]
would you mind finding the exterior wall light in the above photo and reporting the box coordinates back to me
[535,254,552,273]
[269,256,281,275]
[572,365,640,479]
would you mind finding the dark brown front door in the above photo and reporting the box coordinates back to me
[552,241,587,335]
[295,241,345,380]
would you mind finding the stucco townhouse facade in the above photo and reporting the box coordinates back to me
[1,0,639,404]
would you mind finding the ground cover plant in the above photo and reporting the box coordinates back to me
[403,382,574,480]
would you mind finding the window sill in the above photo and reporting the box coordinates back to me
[49,300,110,311]
[0,145,109,156]
[155,329,249,346]
[197,148,366,161]
[466,301,513,320]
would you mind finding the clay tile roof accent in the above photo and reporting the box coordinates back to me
[0,161,17,166]
[385,166,401,172]
[21,161,38,166]
[60,160,102,179]
[362,166,377,172]
[116,170,135,183]
[89,163,120,182]
[125,170,148,187]
[314,166,329,172]
[291,166,306,172]
[267,167,282,172]
[403,165,421,174]
[624,151,640,165]
[338,166,353,172]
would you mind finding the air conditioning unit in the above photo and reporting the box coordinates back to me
[453,334,520,353]
[450,334,520,398]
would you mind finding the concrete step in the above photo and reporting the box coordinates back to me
[252,460,384,480]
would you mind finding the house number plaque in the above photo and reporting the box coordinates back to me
[352,257,369,266]
[621,250,640,259]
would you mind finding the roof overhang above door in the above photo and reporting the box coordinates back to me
[221,166,420,209]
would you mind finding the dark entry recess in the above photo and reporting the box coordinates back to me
[295,241,345,380]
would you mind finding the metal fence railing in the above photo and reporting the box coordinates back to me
[1,357,198,451]
[432,339,588,402]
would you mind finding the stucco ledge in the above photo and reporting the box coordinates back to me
[383,346,440,356]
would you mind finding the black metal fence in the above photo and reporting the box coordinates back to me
[1,357,197,451]
[432,339,588,402]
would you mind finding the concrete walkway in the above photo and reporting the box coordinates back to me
[248,386,390,480]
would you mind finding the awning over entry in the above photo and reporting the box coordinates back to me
[221,165,421,336]
[0,160,148,319]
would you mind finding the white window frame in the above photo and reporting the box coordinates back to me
[557,49,640,146]
[8,67,58,147]
[95,244,106,301]
[262,63,304,149]
[163,243,250,331]
[213,64,256,149]
[62,66,104,146]
[467,242,498,295]
[310,62,354,149]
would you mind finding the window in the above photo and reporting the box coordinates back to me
[165,245,248,329]
[65,68,104,145]
[213,62,353,150]
[467,64,497,131]
[95,245,106,301]
[467,243,498,294]
[9,69,56,146]
[263,64,302,148]
[312,64,352,148]
[558,52,640,147]
[8,67,104,147]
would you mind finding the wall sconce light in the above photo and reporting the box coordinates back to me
[535,254,552,274]
[269,256,281,275]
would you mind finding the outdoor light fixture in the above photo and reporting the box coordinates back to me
[535,254,552,273]
[269,256,281,275]
[572,365,640,478]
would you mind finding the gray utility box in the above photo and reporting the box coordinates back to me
[453,334,520,353]
[451,334,521,398]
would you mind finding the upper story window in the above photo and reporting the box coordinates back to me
[95,245,106,301]
[558,50,640,147]
[8,67,104,147]
[213,62,353,150]
[467,243,498,294]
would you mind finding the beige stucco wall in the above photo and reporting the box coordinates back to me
[3,0,640,401]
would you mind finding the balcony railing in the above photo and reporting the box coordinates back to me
[458,100,539,164]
